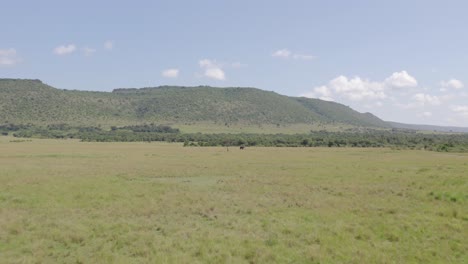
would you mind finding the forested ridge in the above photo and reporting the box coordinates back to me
[0,79,388,128]
[2,78,468,152]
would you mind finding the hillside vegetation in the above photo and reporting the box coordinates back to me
[388,121,468,133]
[0,79,389,130]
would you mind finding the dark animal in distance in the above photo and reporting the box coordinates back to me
[240,146,245,150]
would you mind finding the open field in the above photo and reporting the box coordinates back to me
[0,137,467,263]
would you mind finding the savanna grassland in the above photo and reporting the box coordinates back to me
[0,137,467,263]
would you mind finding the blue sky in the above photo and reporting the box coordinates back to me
[1,0,468,126]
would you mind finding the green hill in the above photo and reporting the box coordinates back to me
[0,79,390,131]
[294,97,389,128]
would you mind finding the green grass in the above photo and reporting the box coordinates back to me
[0,136,467,263]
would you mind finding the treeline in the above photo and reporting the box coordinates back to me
[0,123,179,139]
[111,124,179,133]
[2,123,468,152]
[163,131,467,152]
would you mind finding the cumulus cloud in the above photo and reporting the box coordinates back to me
[204,68,225,80]
[0,48,20,65]
[419,111,433,117]
[363,101,385,109]
[231,62,247,68]
[104,40,114,50]
[0,49,16,57]
[199,59,215,68]
[301,85,334,101]
[384,71,418,88]
[82,47,96,56]
[441,79,464,91]
[329,76,386,101]
[314,86,332,98]
[450,105,468,117]
[412,93,441,106]
[272,49,291,58]
[301,71,468,126]
[272,48,315,60]
[54,44,76,55]
[303,75,386,101]
[162,68,179,78]
[398,93,442,109]
[199,59,226,80]
[292,54,316,60]
[303,71,418,102]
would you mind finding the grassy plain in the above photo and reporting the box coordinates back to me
[0,137,467,263]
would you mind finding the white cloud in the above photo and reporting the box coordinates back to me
[0,48,20,65]
[413,93,441,106]
[104,40,114,50]
[231,62,247,68]
[54,44,76,55]
[82,47,96,56]
[0,48,16,57]
[329,76,386,101]
[301,86,334,101]
[441,79,464,91]
[363,101,384,109]
[199,59,226,80]
[303,71,419,103]
[272,49,291,58]
[199,59,216,68]
[299,70,468,126]
[419,111,433,117]
[314,85,333,98]
[204,68,225,81]
[440,94,455,102]
[450,105,468,117]
[272,48,315,60]
[384,71,418,88]
[162,68,179,78]
[318,96,334,101]
[292,54,316,60]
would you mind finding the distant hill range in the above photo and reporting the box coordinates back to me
[388,122,468,133]
[0,79,466,133]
